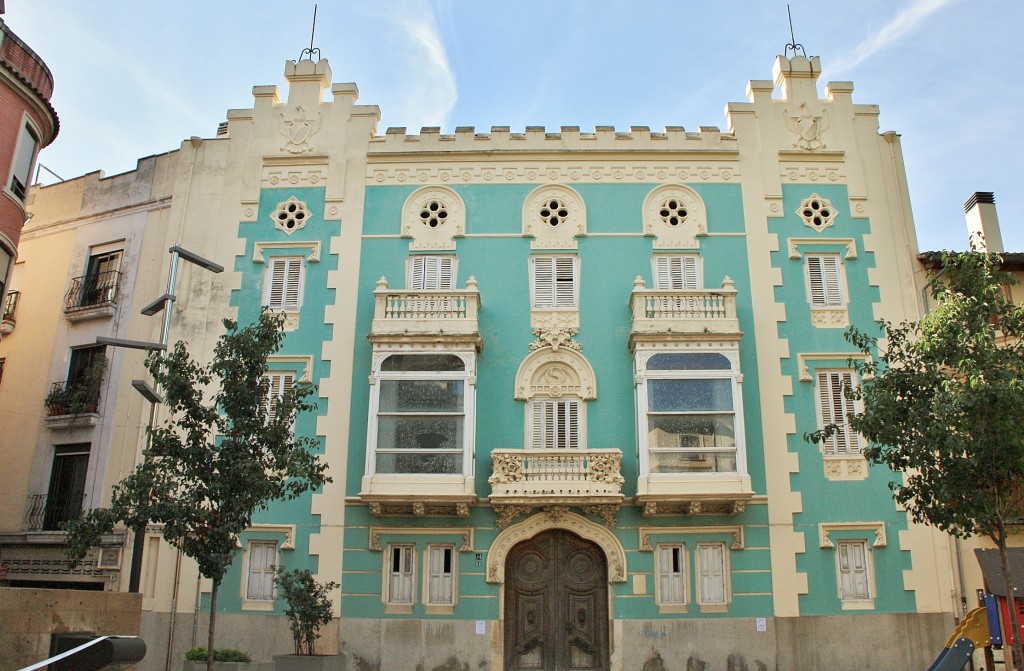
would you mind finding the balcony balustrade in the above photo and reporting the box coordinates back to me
[63,270,121,321]
[24,492,85,532]
[629,276,741,345]
[489,448,624,527]
[369,277,482,348]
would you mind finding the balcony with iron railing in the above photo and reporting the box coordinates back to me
[43,379,101,428]
[24,492,85,532]
[488,448,625,527]
[63,270,121,321]
[628,276,741,347]
[1,290,18,334]
[368,276,482,349]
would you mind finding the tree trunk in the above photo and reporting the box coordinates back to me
[207,578,220,671]
[997,538,1024,671]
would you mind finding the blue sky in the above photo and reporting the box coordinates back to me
[8,0,1022,252]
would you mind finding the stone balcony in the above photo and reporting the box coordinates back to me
[628,276,741,347]
[488,448,624,527]
[368,276,482,350]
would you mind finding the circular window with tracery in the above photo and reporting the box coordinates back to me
[271,196,311,234]
[419,200,449,228]
[658,197,688,227]
[798,194,837,231]
[540,198,570,227]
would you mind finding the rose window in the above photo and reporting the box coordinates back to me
[540,198,570,227]
[658,198,688,227]
[271,197,311,234]
[798,194,837,231]
[419,200,449,228]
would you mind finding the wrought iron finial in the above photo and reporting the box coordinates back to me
[297,4,321,62]
[784,5,806,57]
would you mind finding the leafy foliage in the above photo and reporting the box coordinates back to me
[275,567,339,655]
[806,250,1024,668]
[64,309,330,668]
[186,648,252,663]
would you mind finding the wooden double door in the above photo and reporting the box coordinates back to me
[505,530,609,671]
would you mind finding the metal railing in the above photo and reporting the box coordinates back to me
[25,491,85,531]
[44,379,101,416]
[64,270,121,310]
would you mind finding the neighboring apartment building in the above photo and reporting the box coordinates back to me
[0,52,971,671]
[0,10,58,336]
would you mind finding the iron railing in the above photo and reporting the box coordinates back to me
[64,270,121,311]
[25,491,85,531]
[44,379,101,416]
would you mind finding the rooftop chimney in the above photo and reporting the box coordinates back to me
[964,192,1002,253]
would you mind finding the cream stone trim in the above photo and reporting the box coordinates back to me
[823,456,869,481]
[818,522,886,549]
[810,306,849,328]
[368,527,474,552]
[261,155,329,188]
[402,186,466,251]
[253,240,321,263]
[638,525,745,551]
[235,524,296,550]
[266,355,314,383]
[787,237,857,260]
[797,352,872,382]
[486,511,627,584]
[523,185,586,249]
[514,345,597,400]
[642,184,707,249]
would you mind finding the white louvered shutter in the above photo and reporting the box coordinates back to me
[388,545,415,604]
[531,399,581,450]
[263,372,295,420]
[838,541,870,600]
[409,256,456,290]
[532,257,554,307]
[246,541,277,600]
[655,256,700,290]
[817,371,861,455]
[267,257,303,310]
[807,255,843,307]
[658,545,685,604]
[698,543,727,604]
[553,256,576,307]
[427,545,455,605]
[532,257,576,308]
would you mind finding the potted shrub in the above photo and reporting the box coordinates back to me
[273,568,340,670]
[183,647,259,670]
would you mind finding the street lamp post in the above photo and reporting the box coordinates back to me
[98,244,223,593]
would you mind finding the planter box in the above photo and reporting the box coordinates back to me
[273,655,343,671]
[183,661,268,671]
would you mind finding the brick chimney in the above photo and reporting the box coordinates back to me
[964,192,1003,253]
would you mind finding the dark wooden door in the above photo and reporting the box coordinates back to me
[505,529,609,671]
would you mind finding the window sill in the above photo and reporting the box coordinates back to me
[242,599,275,612]
[384,604,414,615]
[424,604,455,615]
[840,599,875,611]
[656,603,689,614]
[698,603,729,613]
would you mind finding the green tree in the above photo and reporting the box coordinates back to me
[65,310,330,671]
[807,251,1024,669]
[275,567,339,655]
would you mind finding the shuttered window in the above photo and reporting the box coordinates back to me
[654,255,700,290]
[806,254,843,307]
[657,544,686,605]
[817,370,862,455]
[837,540,871,601]
[427,545,455,606]
[530,398,581,450]
[697,543,728,605]
[387,544,415,604]
[409,256,456,290]
[531,256,577,308]
[245,541,278,600]
[263,372,295,420]
[266,257,304,310]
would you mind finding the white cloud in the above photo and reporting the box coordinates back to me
[367,0,458,130]
[826,0,957,76]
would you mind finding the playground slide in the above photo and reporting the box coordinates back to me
[924,607,991,671]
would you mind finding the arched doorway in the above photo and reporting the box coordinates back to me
[504,529,609,671]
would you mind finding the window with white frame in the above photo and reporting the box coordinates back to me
[656,543,687,605]
[408,256,456,290]
[265,257,304,311]
[653,255,701,290]
[805,253,844,308]
[387,544,416,605]
[426,544,456,606]
[370,353,473,475]
[245,540,278,601]
[816,370,862,455]
[697,542,728,605]
[262,371,295,421]
[531,256,578,308]
[638,352,744,474]
[836,539,871,601]
[9,122,39,201]
[529,398,582,450]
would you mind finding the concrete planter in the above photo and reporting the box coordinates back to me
[272,655,342,671]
